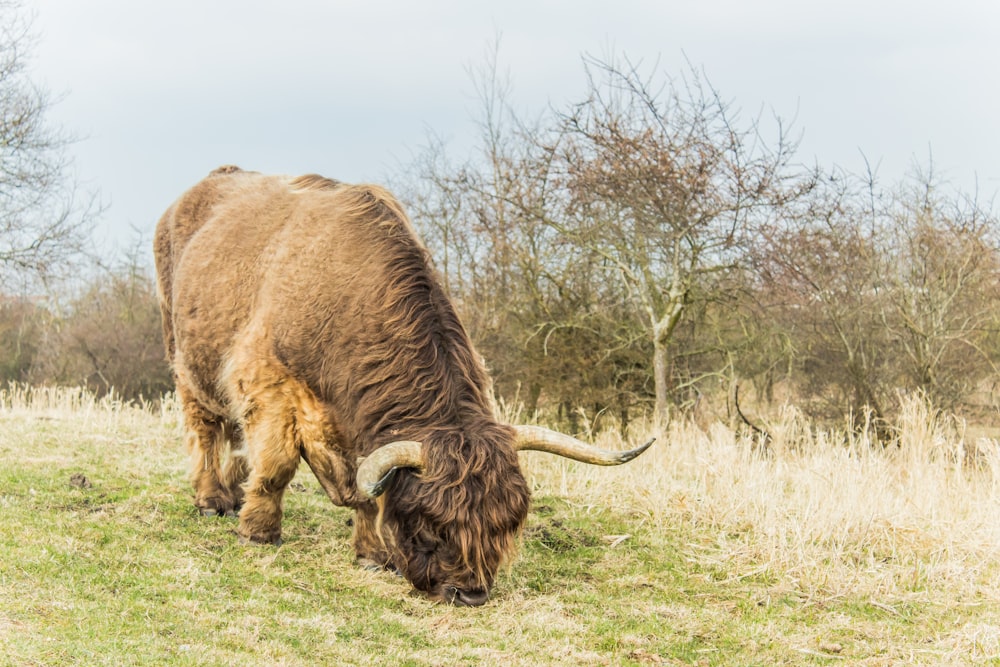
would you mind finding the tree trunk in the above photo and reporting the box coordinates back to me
[653,338,670,423]
[651,297,684,424]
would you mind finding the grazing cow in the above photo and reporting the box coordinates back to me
[154,166,654,606]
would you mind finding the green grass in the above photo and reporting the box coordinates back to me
[1,391,1000,664]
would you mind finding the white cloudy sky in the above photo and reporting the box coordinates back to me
[29,0,1000,254]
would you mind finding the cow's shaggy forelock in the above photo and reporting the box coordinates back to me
[379,425,530,597]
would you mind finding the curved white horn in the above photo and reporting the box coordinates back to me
[513,425,655,465]
[356,440,424,497]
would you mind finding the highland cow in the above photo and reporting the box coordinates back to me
[154,166,653,605]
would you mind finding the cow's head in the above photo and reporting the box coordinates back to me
[357,425,655,605]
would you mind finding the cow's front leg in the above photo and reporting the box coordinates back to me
[352,503,394,571]
[237,400,300,545]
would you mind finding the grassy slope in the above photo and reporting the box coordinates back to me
[1,390,999,665]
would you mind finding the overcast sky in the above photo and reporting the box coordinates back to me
[29,0,1000,257]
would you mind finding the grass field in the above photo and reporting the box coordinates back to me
[2,386,1000,665]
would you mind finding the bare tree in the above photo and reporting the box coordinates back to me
[408,52,814,424]
[544,56,810,420]
[0,1,93,283]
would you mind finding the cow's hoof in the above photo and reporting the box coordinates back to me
[237,530,282,547]
[199,507,239,518]
[358,558,384,572]
[357,558,401,576]
[196,497,239,518]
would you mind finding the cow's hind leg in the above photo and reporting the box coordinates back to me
[236,393,300,546]
[181,393,245,517]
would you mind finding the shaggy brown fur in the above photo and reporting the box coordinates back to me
[154,166,530,605]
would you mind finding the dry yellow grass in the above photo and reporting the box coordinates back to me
[520,394,1000,662]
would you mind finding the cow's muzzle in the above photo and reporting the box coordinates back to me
[441,585,490,607]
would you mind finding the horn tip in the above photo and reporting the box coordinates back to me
[616,437,656,463]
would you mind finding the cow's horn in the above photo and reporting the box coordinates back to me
[513,425,655,465]
[356,440,424,497]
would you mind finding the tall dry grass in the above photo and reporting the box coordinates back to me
[0,383,180,426]
[520,394,1000,606]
